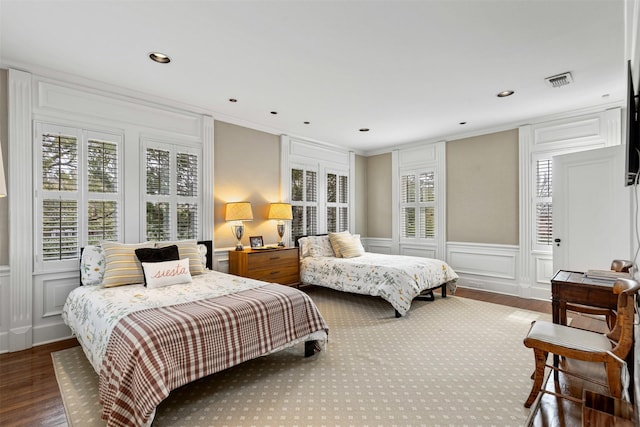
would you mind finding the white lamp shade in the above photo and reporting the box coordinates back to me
[225,202,253,221]
[268,203,292,220]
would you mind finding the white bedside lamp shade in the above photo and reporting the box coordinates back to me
[268,203,292,246]
[225,202,253,250]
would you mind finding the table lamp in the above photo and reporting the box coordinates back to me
[225,202,253,250]
[268,203,292,247]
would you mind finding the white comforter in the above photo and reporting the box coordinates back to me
[63,270,274,373]
[300,252,458,316]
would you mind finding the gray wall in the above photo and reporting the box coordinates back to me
[446,129,519,245]
[365,152,392,238]
[213,121,282,248]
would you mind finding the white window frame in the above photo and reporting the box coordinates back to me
[290,162,320,239]
[325,167,349,233]
[399,167,437,242]
[34,122,123,272]
[141,139,202,242]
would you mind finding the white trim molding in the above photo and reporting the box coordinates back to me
[447,242,520,296]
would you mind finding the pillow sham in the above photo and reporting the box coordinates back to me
[80,245,105,286]
[328,231,351,257]
[156,239,205,276]
[142,258,192,289]
[135,245,180,285]
[307,235,335,257]
[101,241,155,288]
[330,233,365,258]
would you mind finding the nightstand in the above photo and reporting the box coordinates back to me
[228,247,300,286]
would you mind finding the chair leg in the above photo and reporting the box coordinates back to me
[525,348,548,408]
[605,361,623,399]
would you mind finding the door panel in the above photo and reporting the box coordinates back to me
[552,145,631,273]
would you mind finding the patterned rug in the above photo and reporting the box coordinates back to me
[52,287,547,427]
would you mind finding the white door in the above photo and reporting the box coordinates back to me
[552,145,632,273]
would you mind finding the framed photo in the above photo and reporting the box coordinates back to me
[249,236,264,248]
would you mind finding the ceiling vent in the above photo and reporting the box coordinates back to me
[545,72,573,88]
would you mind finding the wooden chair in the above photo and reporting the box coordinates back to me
[565,260,633,330]
[523,277,640,408]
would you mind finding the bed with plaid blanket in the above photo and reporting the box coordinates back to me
[63,272,328,427]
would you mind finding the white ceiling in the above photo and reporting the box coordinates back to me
[0,0,627,153]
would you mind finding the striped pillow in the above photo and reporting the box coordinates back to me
[156,239,205,275]
[328,231,351,257]
[101,242,155,287]
[329,233,365,258]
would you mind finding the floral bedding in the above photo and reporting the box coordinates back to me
[300,252,458,316]
[62,270,326,373]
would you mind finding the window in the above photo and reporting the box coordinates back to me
[326,171,349,233]
[36,123,121,268]
[291,167,318,238]
[144,143,200,241]
[534,158,553,248]
[400,169,435,239]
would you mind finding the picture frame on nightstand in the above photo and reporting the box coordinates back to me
[249,236,263,248]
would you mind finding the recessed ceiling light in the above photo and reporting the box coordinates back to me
[229,98,238,103]
[459,121,467,125]
[270,111,278,115]
[149,52,171,64]
[359,128,370,132]
[304,121,310,124]
[497,90,514,98]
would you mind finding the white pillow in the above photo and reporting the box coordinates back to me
[80,245,105,285]
[297,237,310,258]
[142,258,193,289]
[307,235,336,257]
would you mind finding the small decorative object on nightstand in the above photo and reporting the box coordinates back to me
[268,202,292,247]
[228,247,300,286]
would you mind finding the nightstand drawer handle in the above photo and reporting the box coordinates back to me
[269,256,281,261]
[270,271,280,275]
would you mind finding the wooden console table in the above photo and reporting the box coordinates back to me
[550,270,618,326]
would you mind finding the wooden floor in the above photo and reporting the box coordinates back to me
[0,287,615,427]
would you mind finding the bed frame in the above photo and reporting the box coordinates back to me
[294,234,447,318]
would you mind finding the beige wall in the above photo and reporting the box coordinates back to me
[354,154,367,236]
[0,70,7,265]
[213,121,283,249]
[446,129,519,245]
[366,152,392,238]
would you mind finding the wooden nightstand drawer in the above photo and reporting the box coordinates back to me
[228,247,300,286]
[246,249,298,271]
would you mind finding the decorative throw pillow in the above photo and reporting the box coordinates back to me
[297,237,309,258]
[328,231,351,257]
[197,243,208,270]
[142,258,192,289]
[307,235,336,257]
[80,245,105,286]
[156,239,205,276]
[331,233,365,258]
[101,241,155,288]
[135,245,180,285]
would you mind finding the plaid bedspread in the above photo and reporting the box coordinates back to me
[98,283,328,427]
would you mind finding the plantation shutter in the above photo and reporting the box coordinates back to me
[535,159,553,247]
[400,169,436,240]
[326,171,349,233]
[145,143,199,241]
[36,123,122,269]
[291,167,318,238]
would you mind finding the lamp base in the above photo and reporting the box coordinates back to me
[235,242,244,251]
[277,241,285,247]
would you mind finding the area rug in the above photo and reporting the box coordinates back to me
[52,287,547,426]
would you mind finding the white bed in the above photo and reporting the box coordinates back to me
[298,234,458,317]
[63,240,328,427]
